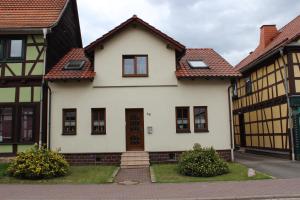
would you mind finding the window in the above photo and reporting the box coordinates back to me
[64,60,85,70]
[194,106,208,132]
[176,107,190,133]
[0,39,4,60]
[20,107,34,142]
[123,55,148,77]
[0,38,24,61]
[0,107,13,143]
[9,40,23,58]
[91,108,106,135]
[188,60,208,68]
[63,109,76,135]
[232,82,238,98]
[245,77,252,95]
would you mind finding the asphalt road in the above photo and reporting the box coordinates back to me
[235,151,300,179]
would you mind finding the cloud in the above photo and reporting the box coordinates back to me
[77,0,300,65]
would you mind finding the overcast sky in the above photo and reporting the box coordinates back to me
[76,0,300,66]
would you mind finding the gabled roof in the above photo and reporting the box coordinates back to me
[236,15,300,71]
[176,48,241,78]
[0,0,69,29]
[85,15,185,54]
[45,48,95,81]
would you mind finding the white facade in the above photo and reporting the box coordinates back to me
[49,25,232,154]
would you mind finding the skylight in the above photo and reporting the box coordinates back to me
[188,60,208,68]
[64,60,85,70]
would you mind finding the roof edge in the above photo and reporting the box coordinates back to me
[85,15,186,53]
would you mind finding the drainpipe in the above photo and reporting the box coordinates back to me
[47,84,52,149]
[280,48,295,161]
[38,28,48,148]
[228,84,235,161]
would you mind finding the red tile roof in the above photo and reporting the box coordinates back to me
[236,15,300,71]
[85,15,185,54]
[176,48,241,78]
[0,0,68,28]
[45,48,95,81]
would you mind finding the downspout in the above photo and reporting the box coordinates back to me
[228,84,235,161]
[38,28,48,148]
[47,84,52,149]
[280,48,295,161]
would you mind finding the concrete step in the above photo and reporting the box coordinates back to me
[120,151,150,168]
[120,164,150,169]
[121,157,150,161]
[121,160,150,165]
[121,152,149,157]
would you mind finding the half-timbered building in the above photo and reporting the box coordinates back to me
[0,0,82,156]
[233,15,300,160]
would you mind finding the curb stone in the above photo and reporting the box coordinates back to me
[149,166,156,183]
[108,167,120,183]
[147,194,300,200]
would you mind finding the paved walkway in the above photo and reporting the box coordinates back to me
[115,167,151,184]
[235,152,300,179]
[1,178,300,199]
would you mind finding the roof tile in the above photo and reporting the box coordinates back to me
[0,0,68,28]
[176,48,241,78]
[236,15,300,71]
[44,48,95,81]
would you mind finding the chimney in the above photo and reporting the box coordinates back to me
[259,25,278,49]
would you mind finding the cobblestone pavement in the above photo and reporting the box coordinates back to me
[0,178,300,200]
[115,167,151,184]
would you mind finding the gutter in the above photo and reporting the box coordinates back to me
[228,85,235,161]
[280,48,295,161]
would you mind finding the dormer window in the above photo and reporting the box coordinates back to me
[123,55,148,77]
[188,60,208,68]
[64,60,85,70]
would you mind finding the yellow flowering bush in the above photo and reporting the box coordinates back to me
[178,143,229,177]
[7,145,69,179]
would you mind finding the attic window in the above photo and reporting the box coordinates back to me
[64,60,85,70]
[188,60,208,68]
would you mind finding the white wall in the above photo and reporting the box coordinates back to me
[49,80,231,153]
[93,26,178,87]
[49,25,232,153]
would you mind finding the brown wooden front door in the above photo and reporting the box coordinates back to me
[126,109,144,151]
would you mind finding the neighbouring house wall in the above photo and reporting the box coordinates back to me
[0,34,45,154]
[232,54,290,152]
[46,0,82,71]
[49,79,231,154]
[93,25,178,87]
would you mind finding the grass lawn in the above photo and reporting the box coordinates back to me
[151,163,272,183]
[0,163,118,184]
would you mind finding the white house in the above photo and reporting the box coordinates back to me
[45,15,241,166]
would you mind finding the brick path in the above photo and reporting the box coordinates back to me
[115,167,151,184]
[1,178,300,199]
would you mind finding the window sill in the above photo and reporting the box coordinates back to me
[195,129,209,133]
[0,142,35,145]
[176,130,191,134]
[123,75,148,78]
[62,133,76,136]
[91,132,106,135]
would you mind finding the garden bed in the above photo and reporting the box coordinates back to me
[0,163,118,184]
[151,163,271,183]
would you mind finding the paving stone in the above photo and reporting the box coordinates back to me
[115,167,151,184]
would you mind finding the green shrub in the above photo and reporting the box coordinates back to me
[7,145,69,179]
[178,144,229,177]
